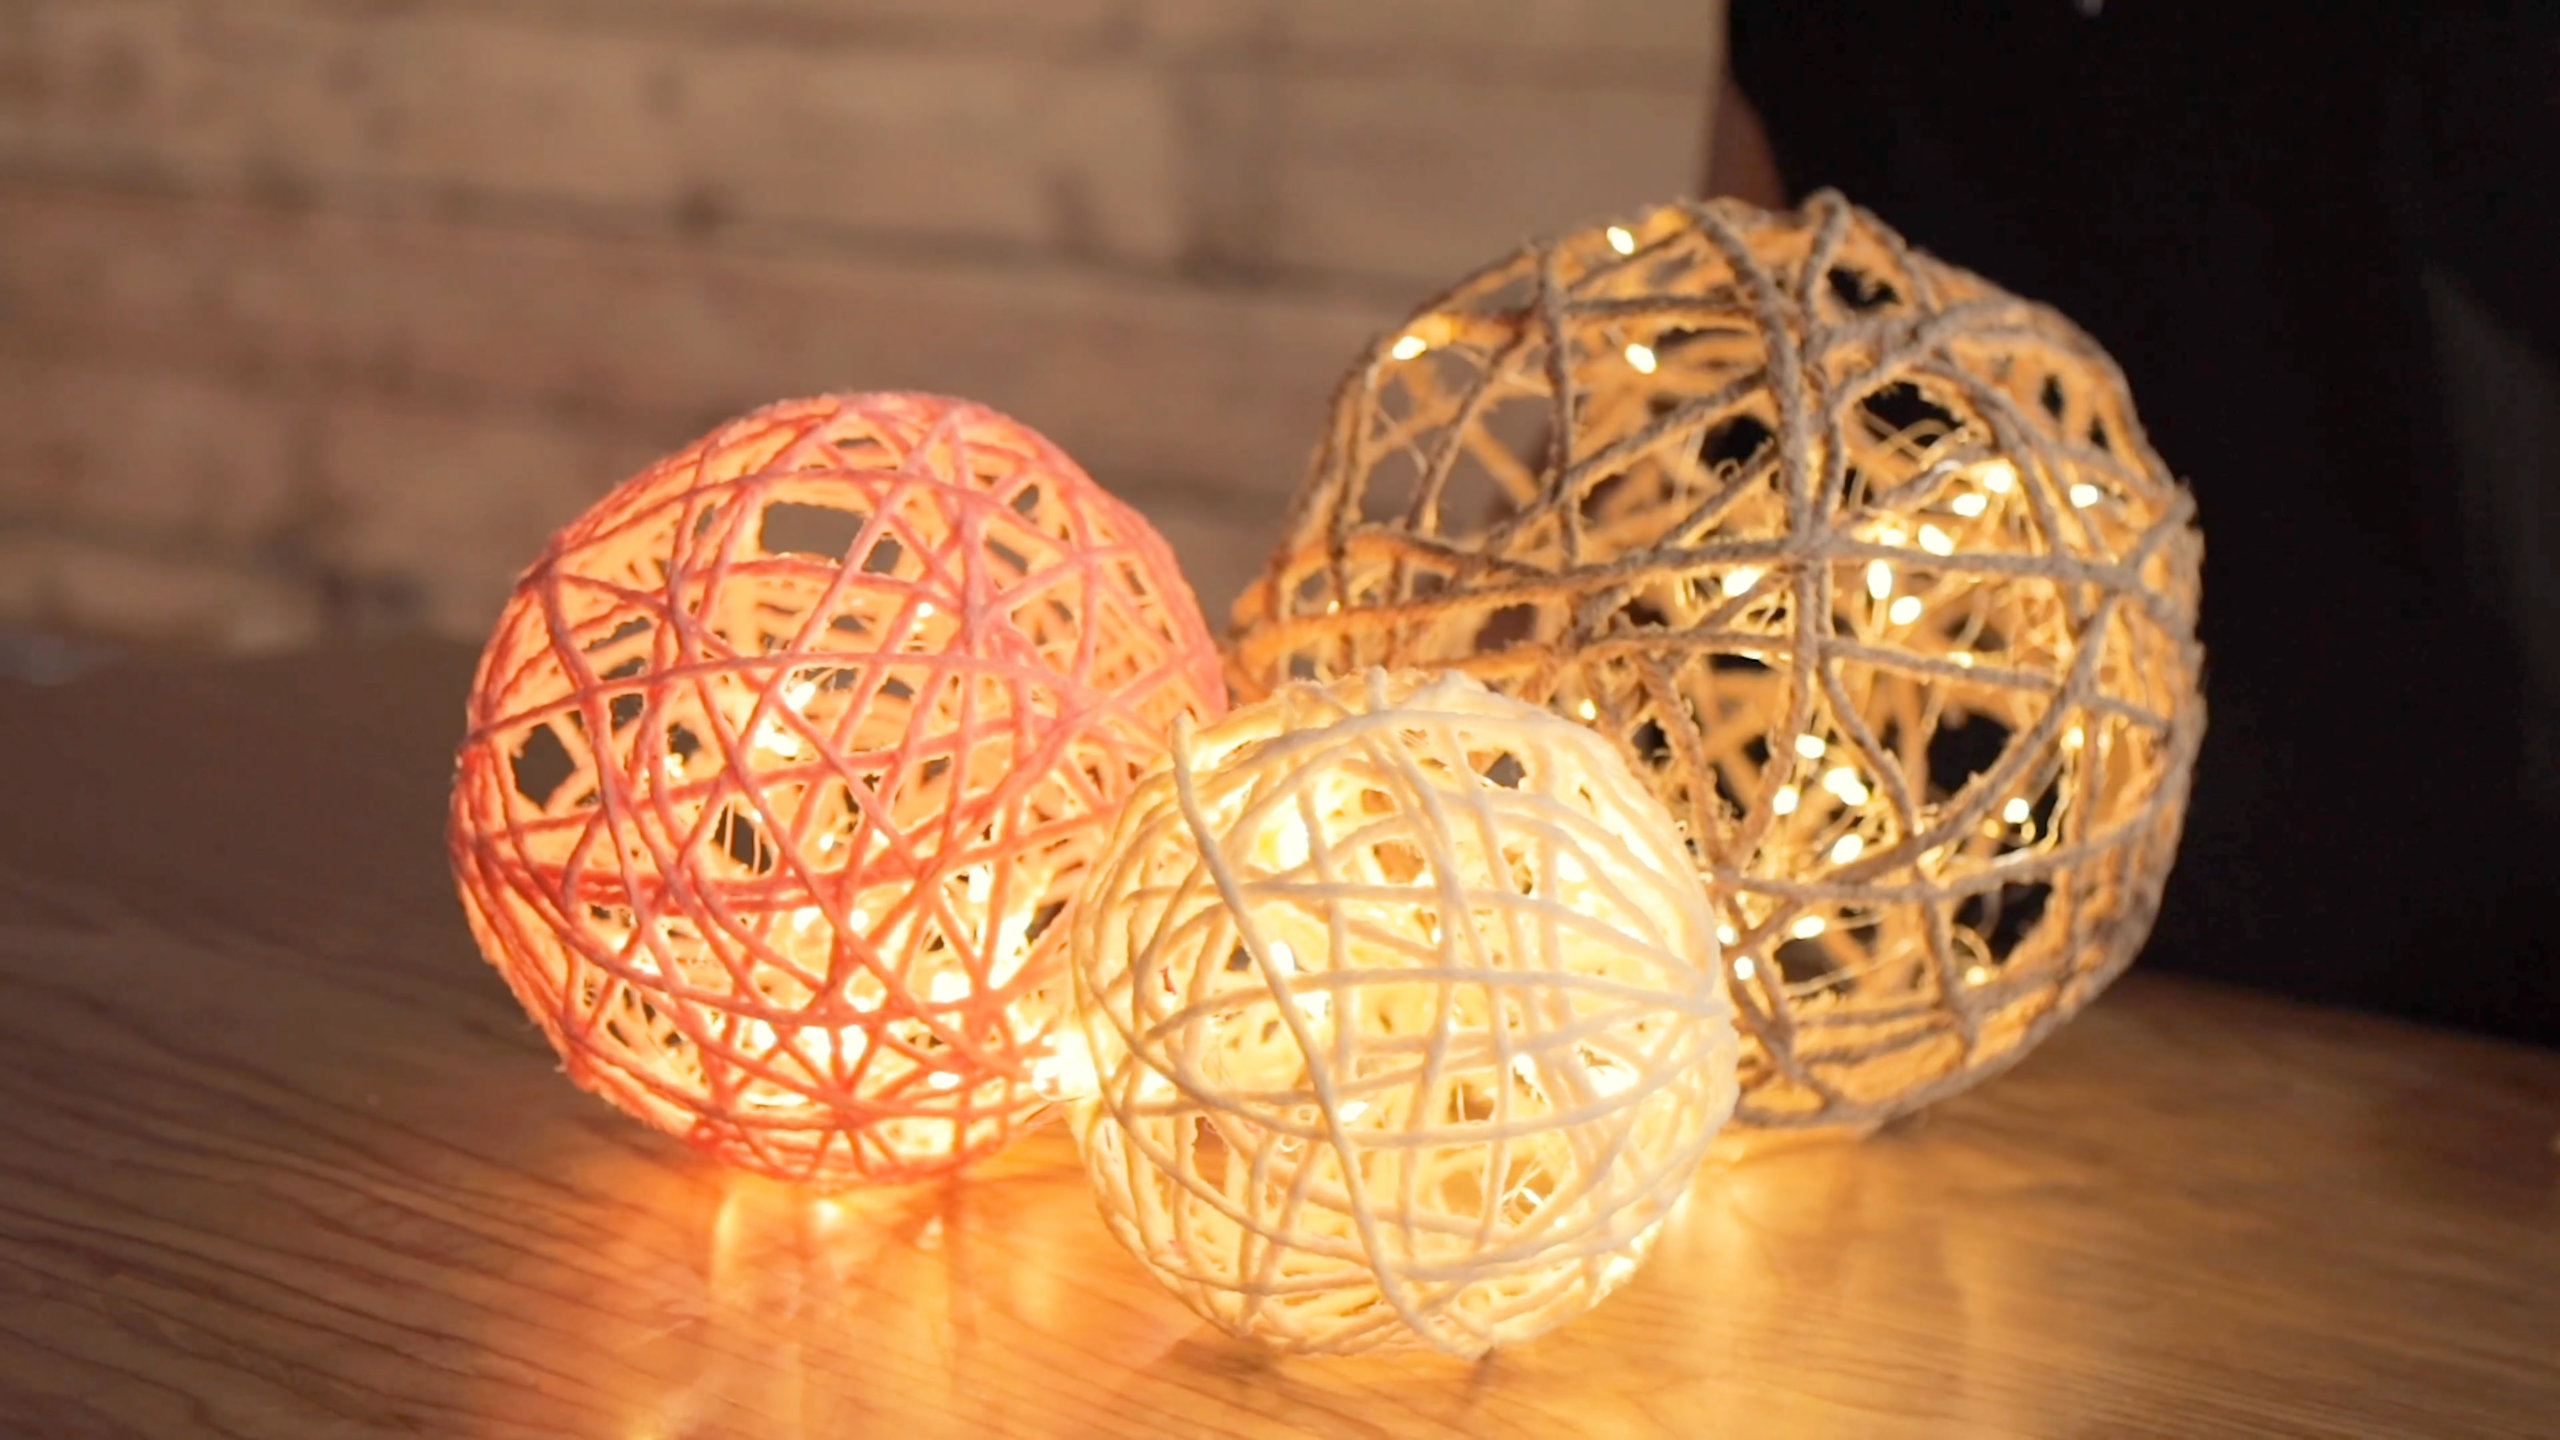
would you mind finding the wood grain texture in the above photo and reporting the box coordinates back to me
[0,180,1375,504]
[0,0,1716,649]
[0,180,1328,637]
[0,346,1279,647]
[0,0,1705,284]
[0,642,2555,1438]
[3,0,1195,268]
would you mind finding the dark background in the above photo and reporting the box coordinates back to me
[1726,0,2560,1044]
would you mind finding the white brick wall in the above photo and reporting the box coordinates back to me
[0,0,1718,649]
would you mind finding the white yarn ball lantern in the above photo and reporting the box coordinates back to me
[1069,670,1737,1356]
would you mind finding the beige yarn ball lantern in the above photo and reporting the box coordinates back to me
[1229,193,2205,1129]
[449,392,1225,1187]
[1070,669,1738,1357]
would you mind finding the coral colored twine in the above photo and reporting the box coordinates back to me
[450,392,1225,1186]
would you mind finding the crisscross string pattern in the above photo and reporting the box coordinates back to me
[1072,670,1737,1356]
[1229,194,2205,1129]
[450,392,1226,1187]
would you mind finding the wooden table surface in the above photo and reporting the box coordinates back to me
[0,639,2554,1439]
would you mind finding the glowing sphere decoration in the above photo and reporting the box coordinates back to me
[1071,670,1737,1356]
[449,392,1225,1186]
[1229,192,2205,1129]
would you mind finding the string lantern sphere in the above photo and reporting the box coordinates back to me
[1072,669,1737,1357]
[1229,193,2205,1130]
[449,392,1225,1187]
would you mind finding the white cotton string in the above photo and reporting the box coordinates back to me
[1071,669,1738,1356]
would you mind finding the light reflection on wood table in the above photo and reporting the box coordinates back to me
[1,640,2554,1438]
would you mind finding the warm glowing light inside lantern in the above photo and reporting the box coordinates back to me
[1221,195,2205,1136]
[1031,1033,1098,1099]
[1072,672,1737,1357]
[448,392,1227,1187]
[1390,334,1430,360]
[1822,767,1870,807]
[1624,342,1658,374]
[994,912,1034,978]
[1218,190,2201,1137]
[1261,815,1312,871]
[1791,915,1827,939]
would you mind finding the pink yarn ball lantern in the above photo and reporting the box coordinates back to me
[449,392,1226,1186]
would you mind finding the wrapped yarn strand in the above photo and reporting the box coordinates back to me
[450,392,1226,1187]
[1072,669,1738,1356]
[1230,193,2206,1130]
